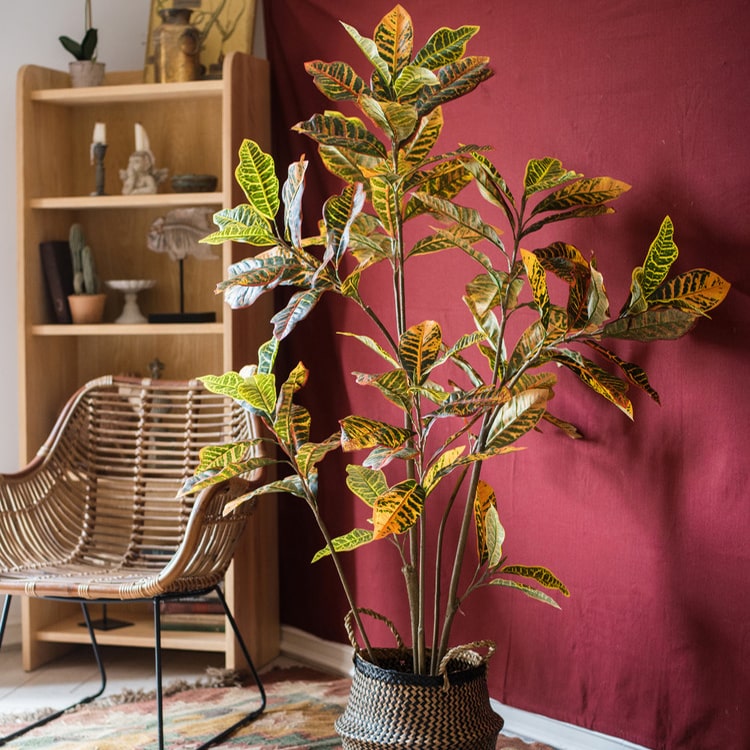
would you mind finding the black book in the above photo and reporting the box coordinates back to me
[39,241,74,324]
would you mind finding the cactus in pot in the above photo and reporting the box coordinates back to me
[67,222,105,323]
[70,223,100,294]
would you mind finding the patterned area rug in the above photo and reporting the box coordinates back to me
[0,667,554,749]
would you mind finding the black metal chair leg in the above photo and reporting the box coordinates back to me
[152,586,266,750]
[0,601,107,747]
[0,595,10,650]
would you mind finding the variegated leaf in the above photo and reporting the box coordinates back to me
[523,158,580,196]
[486,387,550,448]
[413,192,503,251]
[648,268,730,315]
[338,332,400,368]
[521,249,552,328]
[195,441,256,472]
[271,288,324,340]
[415,56,493,117]
[223,475,309,515]
[530,177,630,217]
[295,434,341,477]
[541,412,583,439]
[274,362,309,444]
[294,113,387,160]
[346,464,389,506]
[488,578,561,609]
[282,157,307,249]
[603,307,698,341]
[550,348,632,418]
[203,206,276,246]
[422,446,466,496]
[521,205,614,238]
[360,97,419,143]
[463,152,516,227]
[370,175,400,236]
[586,340,660,403]
[500,564,570,596]
[312,529,375,562]
[363,443,419,470]
[404,159,472,209]
[354,368,411,411]
[398,320,442,385]
[235,139,280,220]
[199,371,249,401]
[319,144,386,183]
[473,480,499,565]
[585,262,610,331]
[434,384,510,418]
[484,504,505,569]
[304,59,372,102]
[182,456,274,496]
[394,65,439,97]
[323,184,366,267]
[341,21,392,85]
[257,338,279,375]
[372,479,426,539]
[401,108,443,168]
[374,4,413,79]
[412,24,480,70]
[238,371,278,418]
[637,216,679,299]
[408,224,484,259]
[340,415,413,451]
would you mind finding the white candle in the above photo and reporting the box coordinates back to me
[92,122,106,145]
[135,123,148,153]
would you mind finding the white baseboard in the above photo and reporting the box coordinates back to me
[279,625,651,750]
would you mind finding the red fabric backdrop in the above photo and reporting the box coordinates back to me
[261,2,749,748]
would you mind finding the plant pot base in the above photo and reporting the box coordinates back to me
[335,649,504,750]
[68,294,106,324]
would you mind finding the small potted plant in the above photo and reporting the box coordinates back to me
[67,223,105,323]
[60,0,105,87]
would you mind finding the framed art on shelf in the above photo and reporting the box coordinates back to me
[144,0,257,81]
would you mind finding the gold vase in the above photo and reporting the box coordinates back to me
[154,8,202,83]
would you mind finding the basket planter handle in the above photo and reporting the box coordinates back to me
[344,607,405,652]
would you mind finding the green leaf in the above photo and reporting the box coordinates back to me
[523,158,580,196]
[340,415,413,451]
[500,564,570,596]
[408,224,485,260]
[412,24,480,70]
[394,65,439,97]
[359,97,419,142]
[312,529,375,562]
[648,268,730,315]
[195,441,258,473]
[323,184,366,266]
[433,384,510,418]
[463,152,516,228]
[271,288,325,339]
[372,479,426,538]
[224,475,309,515]
[304,59,372,102]
[370,175,400,236]
[256,338,279,375]
[550,348,633,418]
[401,108,443,168]
[346,464,389,506]
[374,4,413,80]
[238,371,278,418]
[182,456,273,496]
[294,112,387,160]
[637,216,679,300]
[234,139,280,220]
[603,307,698,341]
[199,371,248,401]
[398,320,442,385]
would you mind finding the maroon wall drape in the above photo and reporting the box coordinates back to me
[262,2,749,748]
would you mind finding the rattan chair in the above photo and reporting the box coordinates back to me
[0,376,267,749]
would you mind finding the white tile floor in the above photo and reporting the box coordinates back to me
[0,642,244,715]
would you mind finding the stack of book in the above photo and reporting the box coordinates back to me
[159,593,225,632]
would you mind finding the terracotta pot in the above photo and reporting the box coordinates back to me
[69,60,105,88]
[335,647,504,750]
[68,294,106,324]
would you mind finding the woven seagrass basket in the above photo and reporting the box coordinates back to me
[335,611,504,749]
